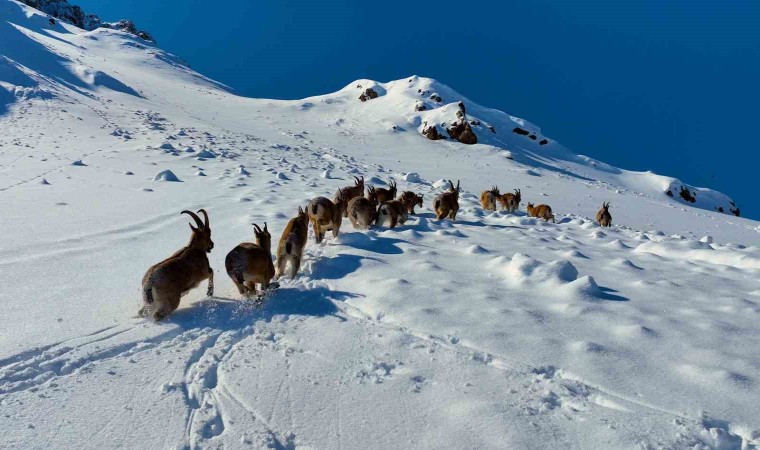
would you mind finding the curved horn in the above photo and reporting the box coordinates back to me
[196,208,209,229]
[252,223,262,234]
[264,222,268,232]
[181,210,203,229]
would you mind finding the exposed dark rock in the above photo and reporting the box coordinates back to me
[469,119,480,126]
[447,120,478,145]
[359,88,379,102]
[528,134,537,140]
[716,206,724,212]
[422,123,444,140]
[487,125,496,133]
[539,139,549,145]
[666,190,674,197]
[21,0,154,41]
[729,201,740,217]
[679,186,696,203]
[414,103,427,112]
[512,127,530,136]
[430,94,443,102]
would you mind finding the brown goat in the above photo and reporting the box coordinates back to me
[399,191,423,214]
[596,202,612,227]
[308,189,347,244]
[335,176,364,217]
[480,185,500,211]
[140,209,214,321]
[527,203,555,223]
[434,180,460,221]
[347,186,379,229]
[275,207,309,279]
[375,199,409,228]
[375,180,397,203]
[225,223,274,297]
[498,189,521,213]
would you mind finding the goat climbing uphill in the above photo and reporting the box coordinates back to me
[140,209,214,321]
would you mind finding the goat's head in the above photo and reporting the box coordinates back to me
[183,209,213,253]
[252,222,272,250]
[367,186,378,205]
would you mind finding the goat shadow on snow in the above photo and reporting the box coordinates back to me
[168,286,358,331]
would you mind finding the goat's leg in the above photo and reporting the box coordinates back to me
[206,268,214,296]
[289,255,301,278]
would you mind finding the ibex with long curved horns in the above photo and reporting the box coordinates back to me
[335,176,364,217]
[498,189,521,213]
[434,180,460,221]
[139,209,214,321]
[225,223,275,297]
[480,185,500,211]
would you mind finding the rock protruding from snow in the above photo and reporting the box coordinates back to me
[359,88,379,102]
[20,0,153,41]
[422,122,444,141]
[153,170,180,182]
[662,179,740,217]
[447,120,478,145]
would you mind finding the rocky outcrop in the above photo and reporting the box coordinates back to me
[20,0,153,42]
[679,186,696,203]
[422,122,445,140]
[512,127,530,136]
[447,120,477,145]
[359,88,379,102]
[539,139,549,145]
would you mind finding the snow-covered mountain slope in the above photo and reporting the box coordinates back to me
[1,1,758,448]
[18,0,153,41]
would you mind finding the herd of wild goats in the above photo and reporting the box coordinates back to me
[139,177,613,320]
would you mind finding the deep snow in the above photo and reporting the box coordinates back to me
[1,1,759,448]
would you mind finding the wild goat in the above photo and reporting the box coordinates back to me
[527,203,555,223]
[347,185,379,229]
[375,180,397,203]
[498,189,521,213]
[308,189,347,244]
[225,223,274,297]
[480,186,500,211]
[434,180,460,221]
[375,199,408,228]
[399,191,423,214]
[596,202,612,227]
[275,207,309,279]
[139,209,214,321]
[335,176,364,217]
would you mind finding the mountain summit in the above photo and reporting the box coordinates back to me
[19,0,153,41]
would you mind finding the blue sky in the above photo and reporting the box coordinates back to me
[77,0,760,218]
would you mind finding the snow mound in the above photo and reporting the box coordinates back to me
[153,170,180,182]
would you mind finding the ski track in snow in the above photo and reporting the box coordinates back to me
[1,2,759,448]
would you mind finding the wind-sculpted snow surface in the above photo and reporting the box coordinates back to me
[1,0,759,448]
